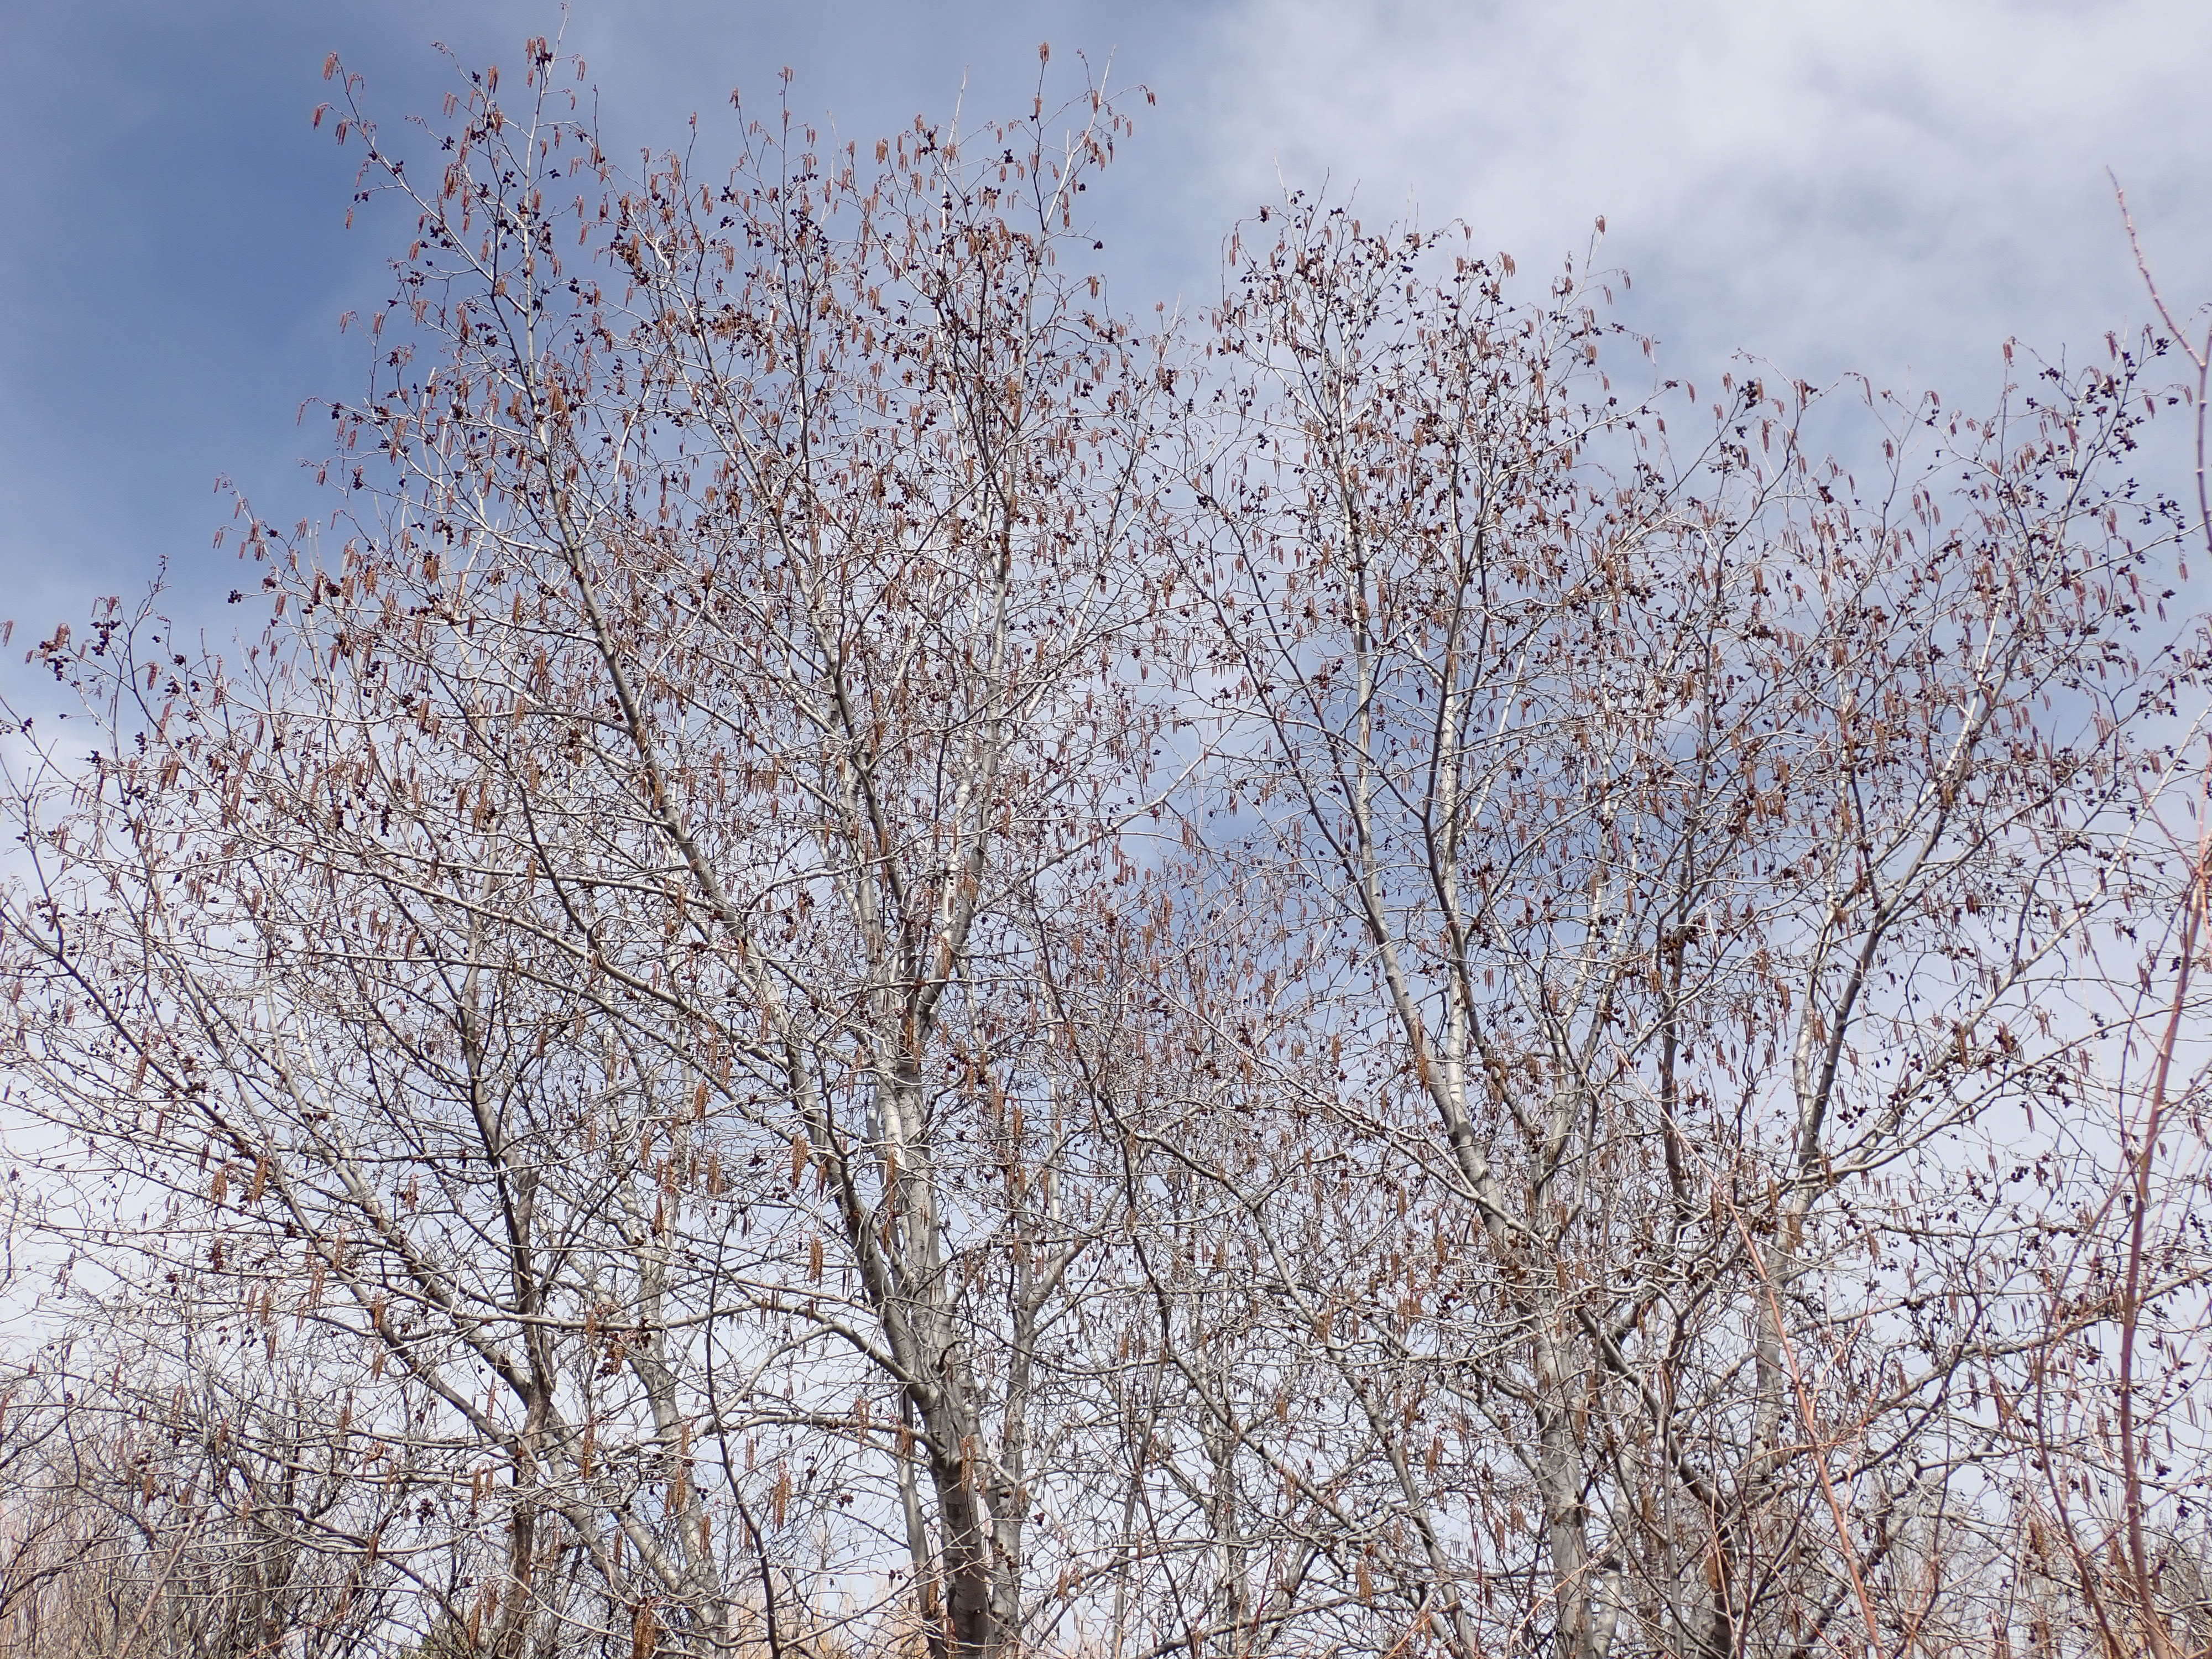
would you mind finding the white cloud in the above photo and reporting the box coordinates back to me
[1190,0,2212,389]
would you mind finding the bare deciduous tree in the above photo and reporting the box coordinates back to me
[1153,198,2211,1659]
[3,40,2210,1659]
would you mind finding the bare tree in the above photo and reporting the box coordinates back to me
[1158,196,2212,1659]
[3,40,2211,1659]
[2,40,1176,1659]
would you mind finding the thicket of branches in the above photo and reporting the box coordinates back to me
[4,39,2212,1659]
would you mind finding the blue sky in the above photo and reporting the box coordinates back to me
[3,0,2207,636]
